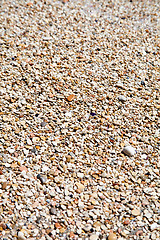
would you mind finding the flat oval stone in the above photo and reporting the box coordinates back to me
[132,209,140,216]
[67,94,75,102]
[122,146,136,157]
[90,234,98,240]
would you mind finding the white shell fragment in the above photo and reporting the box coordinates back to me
[122,146,136,157]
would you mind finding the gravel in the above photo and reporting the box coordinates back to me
[0,0,160,239]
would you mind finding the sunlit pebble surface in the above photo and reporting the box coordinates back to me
[0,0,160,239]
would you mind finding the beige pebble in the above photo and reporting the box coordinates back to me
[75,182,85,192]
[90,234,98,240]
[132,209,141,216]
[108,232,117,240]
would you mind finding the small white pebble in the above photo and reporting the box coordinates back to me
[118,95,127,102]
[18,231,26,240]
[123,146,136,157]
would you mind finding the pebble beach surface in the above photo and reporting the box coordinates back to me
[0,0,160,239]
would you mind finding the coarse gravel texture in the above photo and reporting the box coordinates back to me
[0,0,160,239]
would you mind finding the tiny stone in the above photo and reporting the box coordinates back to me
[19,166,28,172]
[151,232,157,240]
[150,223,158,231]
[90,112,96,116]
[116,81,123,88]
[136,230,143,236]
[108,232,117,240]
[77,172,84,178]
[67,209,73,217]
[141,80,145,86]
[123,219,130,225]
[50,207,56,215]
[83,224,92,232]
[67,94,75,102]
[39,176,47,184]
[90,234,98,240]
[132,209,140,216]
[118,95,127,102]
[17,231,26,240]
[122,145,136,157]
[41,121,47,127]
[55,223,62,229]
[144,210,152,219]
[31,147,36,153]
[76,182,85,192]
[27,138,32,145]
[2,182,7,190]
[37,174,42,180]
[69,232,75,238]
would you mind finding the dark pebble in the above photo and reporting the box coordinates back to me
[90,112,96,116]
[141,81,145,86]
[37,174,46,184]
[37,174,42,180]
[40,177,46,184]
[36,217,41,223]
[6,224,11,229]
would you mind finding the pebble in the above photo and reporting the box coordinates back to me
[150,223,158,231]
[132,209,141,216]
[90,234,98,240]
[50,208,56,215]
[108,232,117,240]
[67,94,75,102]
[17,231,26,240]
[77,172,84,178]
[123,219,130,225]
[2,182,7,190]
[122,145,136,157]
[69,232,75,238]
[41,121,47,127]
[83,224,92,232]
[141,81,145,86]
[144,210,152,219]
[118,95,127,102]
[76,182,85,192]
[116,81,124,88]
[37,174,46,184]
